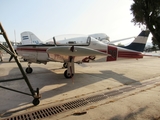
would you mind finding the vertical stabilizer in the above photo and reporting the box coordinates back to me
[21,31,43,45]
[123,30,150,52]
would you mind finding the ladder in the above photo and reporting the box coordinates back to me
[0,23,41,106]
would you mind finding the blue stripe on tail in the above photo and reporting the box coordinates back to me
[124,43,146,52]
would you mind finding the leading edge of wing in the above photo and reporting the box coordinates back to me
[46,46,110,56]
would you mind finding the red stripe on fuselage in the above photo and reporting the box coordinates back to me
[118,51,143,58]
[96,49,143,58]
[17,47,47,52]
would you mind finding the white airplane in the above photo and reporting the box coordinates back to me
[16,30,150,78]
[17,31,110,62]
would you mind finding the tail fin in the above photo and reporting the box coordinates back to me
[21,31,43,45]
[123,30,150,52]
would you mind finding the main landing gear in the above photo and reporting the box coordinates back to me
[64,46,75,79]
[63,56,95,78]
[63,60,75,79]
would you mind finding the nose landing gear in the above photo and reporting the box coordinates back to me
[26,62,33,74]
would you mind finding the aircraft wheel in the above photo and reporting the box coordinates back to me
[63,63,68,68]
[26,67,33,74]
[32,98,40,106]
[64,70,73,78]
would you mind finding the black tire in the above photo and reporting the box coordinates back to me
[26,67,33,74]
[64,70,73,79]
[32,98,40,106]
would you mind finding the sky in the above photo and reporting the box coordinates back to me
[0,0,152,45]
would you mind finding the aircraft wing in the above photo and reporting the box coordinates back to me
[47,46,110,62]
[47,46,109,56]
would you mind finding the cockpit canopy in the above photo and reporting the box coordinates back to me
[53,34,91,46]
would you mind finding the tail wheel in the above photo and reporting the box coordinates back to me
[26,67,33,74]
[64,70,73,79]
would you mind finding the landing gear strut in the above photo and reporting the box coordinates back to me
[64,46,75,79]
[63,62,68,68]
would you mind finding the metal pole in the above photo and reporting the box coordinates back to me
[0,86,32,96]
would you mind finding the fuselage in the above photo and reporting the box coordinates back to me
[16,37,142,64]
[17,44,54,63]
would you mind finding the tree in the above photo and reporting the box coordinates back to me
[130,0,160,48]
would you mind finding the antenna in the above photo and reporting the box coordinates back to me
[14,30,16,45]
